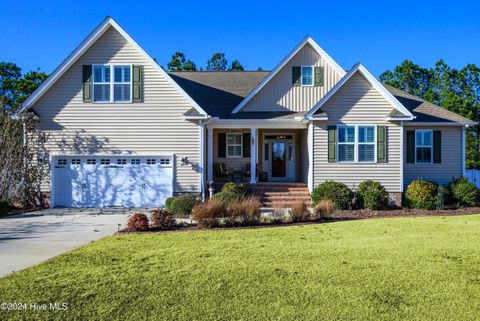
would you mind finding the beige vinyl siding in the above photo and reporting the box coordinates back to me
[301,129,309,182]
[32,27,200,193]
[241,44,342,112]
[312,73,402,192]
[404,126,463,188]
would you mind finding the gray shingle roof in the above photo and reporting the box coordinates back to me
[170,71,474,124]
[169,71,269,118]
[385,85,475,124]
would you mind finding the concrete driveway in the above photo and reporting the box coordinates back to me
[0,208,137,277]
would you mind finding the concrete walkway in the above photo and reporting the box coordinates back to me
[0,208,136,277]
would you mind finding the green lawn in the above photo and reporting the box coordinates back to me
[1,215,480,321]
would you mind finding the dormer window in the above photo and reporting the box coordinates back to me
[301,66,314,86]
[92,65,132,103]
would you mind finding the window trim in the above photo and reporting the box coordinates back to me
[300,65,314,87]
[415,129,433,164]
[336,125,377,163]
[92,64,133,103]
[226,133,243,158]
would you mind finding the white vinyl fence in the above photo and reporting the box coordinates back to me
[465,169,480,188]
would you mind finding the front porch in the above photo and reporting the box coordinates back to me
[206,126,309,185]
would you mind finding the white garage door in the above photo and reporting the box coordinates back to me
[52,156,173,208]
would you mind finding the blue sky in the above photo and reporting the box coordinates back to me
[1,0,479,76]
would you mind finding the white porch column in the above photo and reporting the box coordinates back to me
[199,120,205,200]
[207,126,214,182]
[250,127,257,184]
[308,121,314,192]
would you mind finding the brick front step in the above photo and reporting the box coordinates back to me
[262,201,313,208]
[247,183,310,208]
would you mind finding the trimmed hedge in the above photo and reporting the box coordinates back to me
[168,195,197,215]
[212,191,242,207]
[220,183,244,195]
[311,181,353,210]
[127,213,150,232]
[449,177,479,207]
[356,180,389,210]
[405,179,438,210]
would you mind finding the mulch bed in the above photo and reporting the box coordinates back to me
[118,207,480,234]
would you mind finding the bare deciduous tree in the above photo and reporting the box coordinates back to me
[0,106,48,208]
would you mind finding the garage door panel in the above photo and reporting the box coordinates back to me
[53,156,173,208]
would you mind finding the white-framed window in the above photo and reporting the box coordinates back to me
[301,66,314,86]
[93,65,111,102]
[337,126,355,162]
[86,159,96,165]
[226,133,242,158]
[147,159,156,165]
[92,64,132,103]
[415,130,432,164]
[159,158,171,165]
[131,159,140,165]
[100,159,110,165]
[57,159,67,166]
[117,159,127,165]
[337,125,376,163]
[358,126,376,162]
[71,159,81,165]
[114,65,131,102]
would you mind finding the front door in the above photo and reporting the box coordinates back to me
[271,142,286,178]
[263,133,295,181]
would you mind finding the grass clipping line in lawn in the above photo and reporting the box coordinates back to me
[1,215,480,320]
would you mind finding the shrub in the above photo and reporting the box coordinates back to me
[311,181,353,210]
[212,191,242,207]
[165,197,175,211]
[0,199,9,217]
[192,199,225,228]
[405,179,438,210]
[314,199,335,218]
[127,213,150,232]
[168,195,197,215]
[449,177,479,207]
[227,197,261,225]
[220,182,244,195]
[356,180,389,210]
[150,208,175,229]
[290,200,310,223]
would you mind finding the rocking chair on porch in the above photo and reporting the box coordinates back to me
[242,163,260,182]
[214,163,234,181]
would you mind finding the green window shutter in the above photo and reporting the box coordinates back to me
[314,66,324,86]
[377,126,387,163]
[243,133,251,158]
[132,65,142,103]
[292,66,301,86]
[433,130,441,163]
[327,125,337,163]
[218,133,226,158]
[406,130,415,163]
[82,65,92,103]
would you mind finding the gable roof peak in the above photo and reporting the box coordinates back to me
[230,35,346,114]
[20,16,207,116]
[305,62,414,118]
